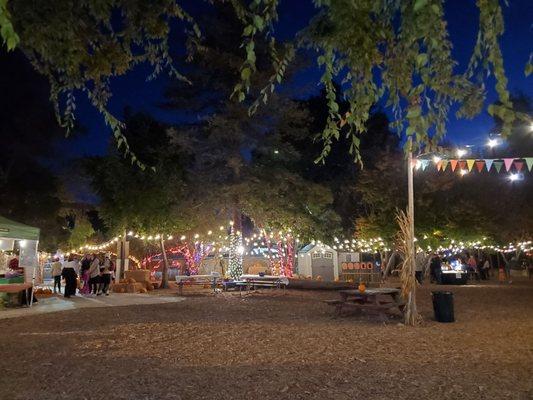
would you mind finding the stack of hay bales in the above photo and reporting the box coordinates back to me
[113,270,157,293]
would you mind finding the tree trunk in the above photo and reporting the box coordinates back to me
[160,237,170,289]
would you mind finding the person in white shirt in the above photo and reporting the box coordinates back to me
[50,258,63,294]
[88,254,101,295]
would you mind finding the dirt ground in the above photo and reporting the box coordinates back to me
[1,278,532,400]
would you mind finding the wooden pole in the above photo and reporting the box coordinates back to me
[160,237,170,289]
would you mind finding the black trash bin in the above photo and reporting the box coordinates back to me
[432,291,454,322]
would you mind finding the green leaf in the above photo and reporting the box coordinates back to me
[253,15,264,31]
[243,25,254,37]
[416,53,428,67]
[6,34,17,50]
[241,67,251,80]
[406,107,421,119]
[413,0,428,12]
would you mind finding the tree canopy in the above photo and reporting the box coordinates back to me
[1,0,527,166]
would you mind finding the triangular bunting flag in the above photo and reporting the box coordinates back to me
[525,158,533,172]
[475,160,485,173]
[514,161,524,172]
[458,160,467,170]
[466,159,475,171]
[493,160,503,173]
[420,160,430,171]
[485,159,494,172]
[436,161,442,171]
[441,160,449,171]
[503,158,514,172]
[450,159,458,172]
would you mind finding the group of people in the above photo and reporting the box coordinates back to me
[50,254,115,298]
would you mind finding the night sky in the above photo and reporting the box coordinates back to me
[54,0,532,160]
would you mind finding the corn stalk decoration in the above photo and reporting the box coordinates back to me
[396,210,420,326]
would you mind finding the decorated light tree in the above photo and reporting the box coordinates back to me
[261,229,296,277]
[228,222,243,279]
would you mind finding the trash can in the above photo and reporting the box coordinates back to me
[431,291,454,322]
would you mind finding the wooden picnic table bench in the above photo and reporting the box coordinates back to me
[175,273,221,295]
[237,275,289,292]
[325,288,405,318]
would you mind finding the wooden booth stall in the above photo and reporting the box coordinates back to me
[338,252,381,285]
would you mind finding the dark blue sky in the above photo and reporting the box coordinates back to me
[55,0,532,159]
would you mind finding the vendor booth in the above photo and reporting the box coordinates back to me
[439,259,468,285]
[0,216,40,306]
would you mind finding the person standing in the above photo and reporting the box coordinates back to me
[415,251,425,284]
[467,254,478,280]
[506,256,517,284]
[79,254,92,295]
[100,255,113,296]
[429,254,442,284]
[61,255,78,298]
[88,254,101,295]
[50,258,63,294]
[482,258,491,280]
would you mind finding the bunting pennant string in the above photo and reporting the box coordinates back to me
[503,158,514,172]
[514,161,524,172]
[525,158,533,172]
[414,157,531,176]
[493,161,504,173]
[450,159,458,172]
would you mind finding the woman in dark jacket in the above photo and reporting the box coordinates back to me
[61,255,78,298]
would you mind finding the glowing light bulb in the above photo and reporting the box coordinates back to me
[487,138,498,148]
[460,169,468,176]
[432,155,441,163]
[456,149,467,158]
[509,173,519,181]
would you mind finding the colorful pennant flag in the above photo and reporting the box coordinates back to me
[503,158,514,172]
[493,160,504,173]
[466,159,475,171]
[441,160,449,171]
[420,160,429,171]
[514,161,524,172]
[458,160,467,170]
[525,158,533,172]
[436,161,442,171]
[450,159,458,172]
[475,161,485,172]
[485,159,494,172]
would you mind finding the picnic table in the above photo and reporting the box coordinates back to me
[235,274,289,292]
[325,288,404,318]
[175,273,221,295]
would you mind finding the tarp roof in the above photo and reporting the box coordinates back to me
[0,216,40,241]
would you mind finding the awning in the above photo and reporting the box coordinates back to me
[0,216,40,241]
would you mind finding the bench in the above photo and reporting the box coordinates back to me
[237,275,289,293]
[175,273,221,295]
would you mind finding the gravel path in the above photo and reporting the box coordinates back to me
[1,279,532,400]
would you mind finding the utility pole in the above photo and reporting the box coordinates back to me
[407,140,415,258]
